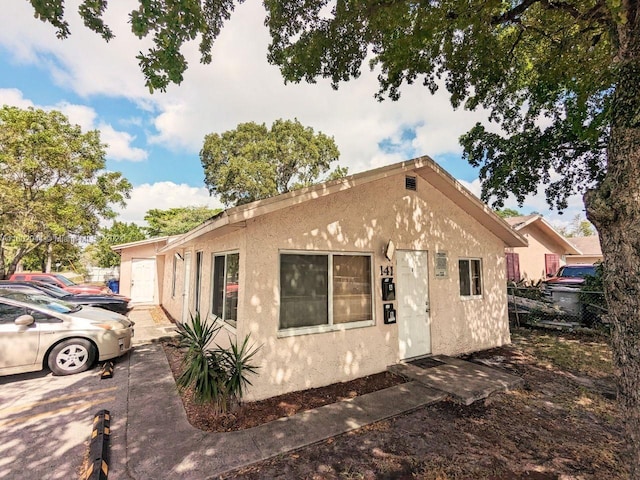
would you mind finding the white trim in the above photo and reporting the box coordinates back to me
[277,320,375,338]
[210,250,240,328]
[458,257,484,299]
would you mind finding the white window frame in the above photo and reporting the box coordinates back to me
[459,258,483,299]
[171,255,177,298]
[211,251,240,330]
[194,251,204,313]
[277,250,375,338]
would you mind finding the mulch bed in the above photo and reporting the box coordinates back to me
[162,340,407,432]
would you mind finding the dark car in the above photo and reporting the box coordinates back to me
[8,272,112,295]
[542,264,597,291]
[0,281,131,315]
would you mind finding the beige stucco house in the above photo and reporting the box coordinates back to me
[115,156,526,401]
[111,236,178,304]
[504,215,580,281]
[566,235,603,265]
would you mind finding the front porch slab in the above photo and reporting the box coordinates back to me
[389,355,523,406]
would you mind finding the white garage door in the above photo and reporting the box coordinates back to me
[131,258,156,303]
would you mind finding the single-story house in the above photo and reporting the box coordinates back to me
[111,236,179,304]
[116,156,527,401]
[566,235,603,265]
[504,215,580,281]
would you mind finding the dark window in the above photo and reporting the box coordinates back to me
[194,252,203,313]
[212,253,239,327]
[0,303,26,324]
[459,259,482,296]
[279,253,373,331]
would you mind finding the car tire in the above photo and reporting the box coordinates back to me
[47,339,96,376]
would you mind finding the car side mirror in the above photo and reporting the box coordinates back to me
[15,314,35,326]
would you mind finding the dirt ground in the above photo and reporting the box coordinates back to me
[164,327,628,479]
[163,341,407,431]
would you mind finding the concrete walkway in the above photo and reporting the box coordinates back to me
[124,308,523,478]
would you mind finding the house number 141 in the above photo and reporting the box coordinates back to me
[380,266,393,276]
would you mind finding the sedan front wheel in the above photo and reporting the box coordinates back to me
[48,339,96,375]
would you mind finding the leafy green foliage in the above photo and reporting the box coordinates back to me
[0,106,131,279]
[495,208,522,219]
[555,214,596,238]
[21,241,83,273]
[176,312,260,411]
[200,119,344,206]
[143,206,221,237]
[92,221,147,268]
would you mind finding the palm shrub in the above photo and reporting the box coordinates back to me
[176,312,261,413]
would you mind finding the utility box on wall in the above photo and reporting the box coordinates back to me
[382,277,396,301]
[383,303,397,324]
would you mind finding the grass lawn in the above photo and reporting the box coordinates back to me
[222,327,627,480]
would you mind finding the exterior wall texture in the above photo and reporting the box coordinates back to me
[161,173,511,401]
[506,223,568,280]
[118,243,161,303]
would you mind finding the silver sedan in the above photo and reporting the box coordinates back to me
[0,289,134,376]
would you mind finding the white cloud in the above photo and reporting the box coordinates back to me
[115,182,224,225]
[0,88,34,108]
[98,124,148,162]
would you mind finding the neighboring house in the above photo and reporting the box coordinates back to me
[504,215,581,281]
[115,156,527,401]
[566,235,603,265]
[111,236,179,304]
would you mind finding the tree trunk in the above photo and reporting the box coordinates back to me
[45,242,53,273]
[584,37,640,476]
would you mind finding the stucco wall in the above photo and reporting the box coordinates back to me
[118,243,161,302]
[161,173,510,401]
[507,223,567,280]
[565,255,601,265]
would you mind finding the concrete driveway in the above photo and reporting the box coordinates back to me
[0,353,131,480]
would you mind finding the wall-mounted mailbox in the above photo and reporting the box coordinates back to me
[381,277,396,301]
[383,303,397,324]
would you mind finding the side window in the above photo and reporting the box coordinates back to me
[34,276,57,285]
[459,259,483,297]
[0,303,27,324]
[28,309,61,323]
[13,275,26,281]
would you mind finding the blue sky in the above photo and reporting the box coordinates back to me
[0,0,584,228]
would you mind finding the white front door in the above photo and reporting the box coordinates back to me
[130,258,156,303]
[182,252,192,323]
[397,250,431,359]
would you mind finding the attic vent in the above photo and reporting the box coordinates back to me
[405,176,417,191]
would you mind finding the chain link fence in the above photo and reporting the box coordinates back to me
[508,285,608,329]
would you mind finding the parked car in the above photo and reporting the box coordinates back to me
[0,281,131,315]
[8,272,112,295]
[0,289,134,377]
[542,264,597,291]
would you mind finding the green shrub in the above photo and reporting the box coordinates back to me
[176,312,261,413]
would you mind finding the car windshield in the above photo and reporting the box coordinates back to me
[54,274,76,286]
[0,291,81,313]
[557,266,596,278]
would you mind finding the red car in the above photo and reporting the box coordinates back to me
[8,272,112,295]
[542,264,597,289]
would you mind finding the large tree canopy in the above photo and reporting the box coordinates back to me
[200,119,343,206]
[0,106,131,278]
[143,206,222,237]
[91,221,147,268]
[28,0,640,473]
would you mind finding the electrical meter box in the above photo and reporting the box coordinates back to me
[382,277,396,301]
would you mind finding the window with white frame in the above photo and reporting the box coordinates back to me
[459,258,482,297]
[212,253,239,327]
[194,251,203,312]
[171,256,177,298]
[279,252,373,333]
